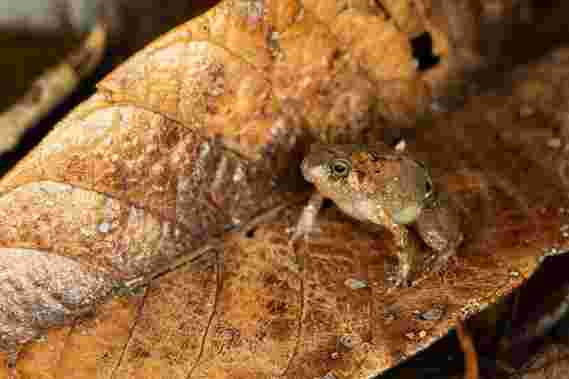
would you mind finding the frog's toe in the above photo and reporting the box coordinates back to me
[384,260,412,290]
[385,275,411,292]
[288,223,323,245]
[390,276,411,289]
[427,249,456,274]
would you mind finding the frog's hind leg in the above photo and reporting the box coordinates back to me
[416,191,463,276]
[414,168,494,276]
[439,168,495,252]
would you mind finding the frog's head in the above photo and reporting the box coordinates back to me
[301,143,434,225]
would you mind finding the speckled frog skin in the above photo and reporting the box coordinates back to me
[301,143,463,287]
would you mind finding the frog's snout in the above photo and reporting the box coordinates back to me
[300,157,315,184]
[302,144,337,185]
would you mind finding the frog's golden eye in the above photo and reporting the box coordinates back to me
[329,159,351,178]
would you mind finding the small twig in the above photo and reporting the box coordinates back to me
[67,21,107,78]
[0,21,106,154]
[456,321,479,379]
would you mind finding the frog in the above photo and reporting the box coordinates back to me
[292,142,463,287]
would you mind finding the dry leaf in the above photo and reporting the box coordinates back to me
[0,1,567,378]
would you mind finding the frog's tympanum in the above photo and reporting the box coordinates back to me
[299,143,463,287]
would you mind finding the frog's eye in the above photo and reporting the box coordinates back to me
[329,159,351,179]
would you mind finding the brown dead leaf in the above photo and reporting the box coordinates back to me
[0,1,568,378]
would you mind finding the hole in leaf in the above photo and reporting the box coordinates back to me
[411,32,440,71]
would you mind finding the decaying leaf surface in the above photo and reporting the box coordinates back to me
[98,0,437,149]
[0,249,113,354]
[1,1,569,378]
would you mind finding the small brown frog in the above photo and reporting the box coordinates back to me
[294,143,463,287]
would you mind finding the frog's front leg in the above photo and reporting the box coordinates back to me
[289,192,324,245]
[382,219,418,288]
[415,193,463,274]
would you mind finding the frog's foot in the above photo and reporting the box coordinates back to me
[387,274,410,290]
[384,257,412,291]
[425,248,456,275]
